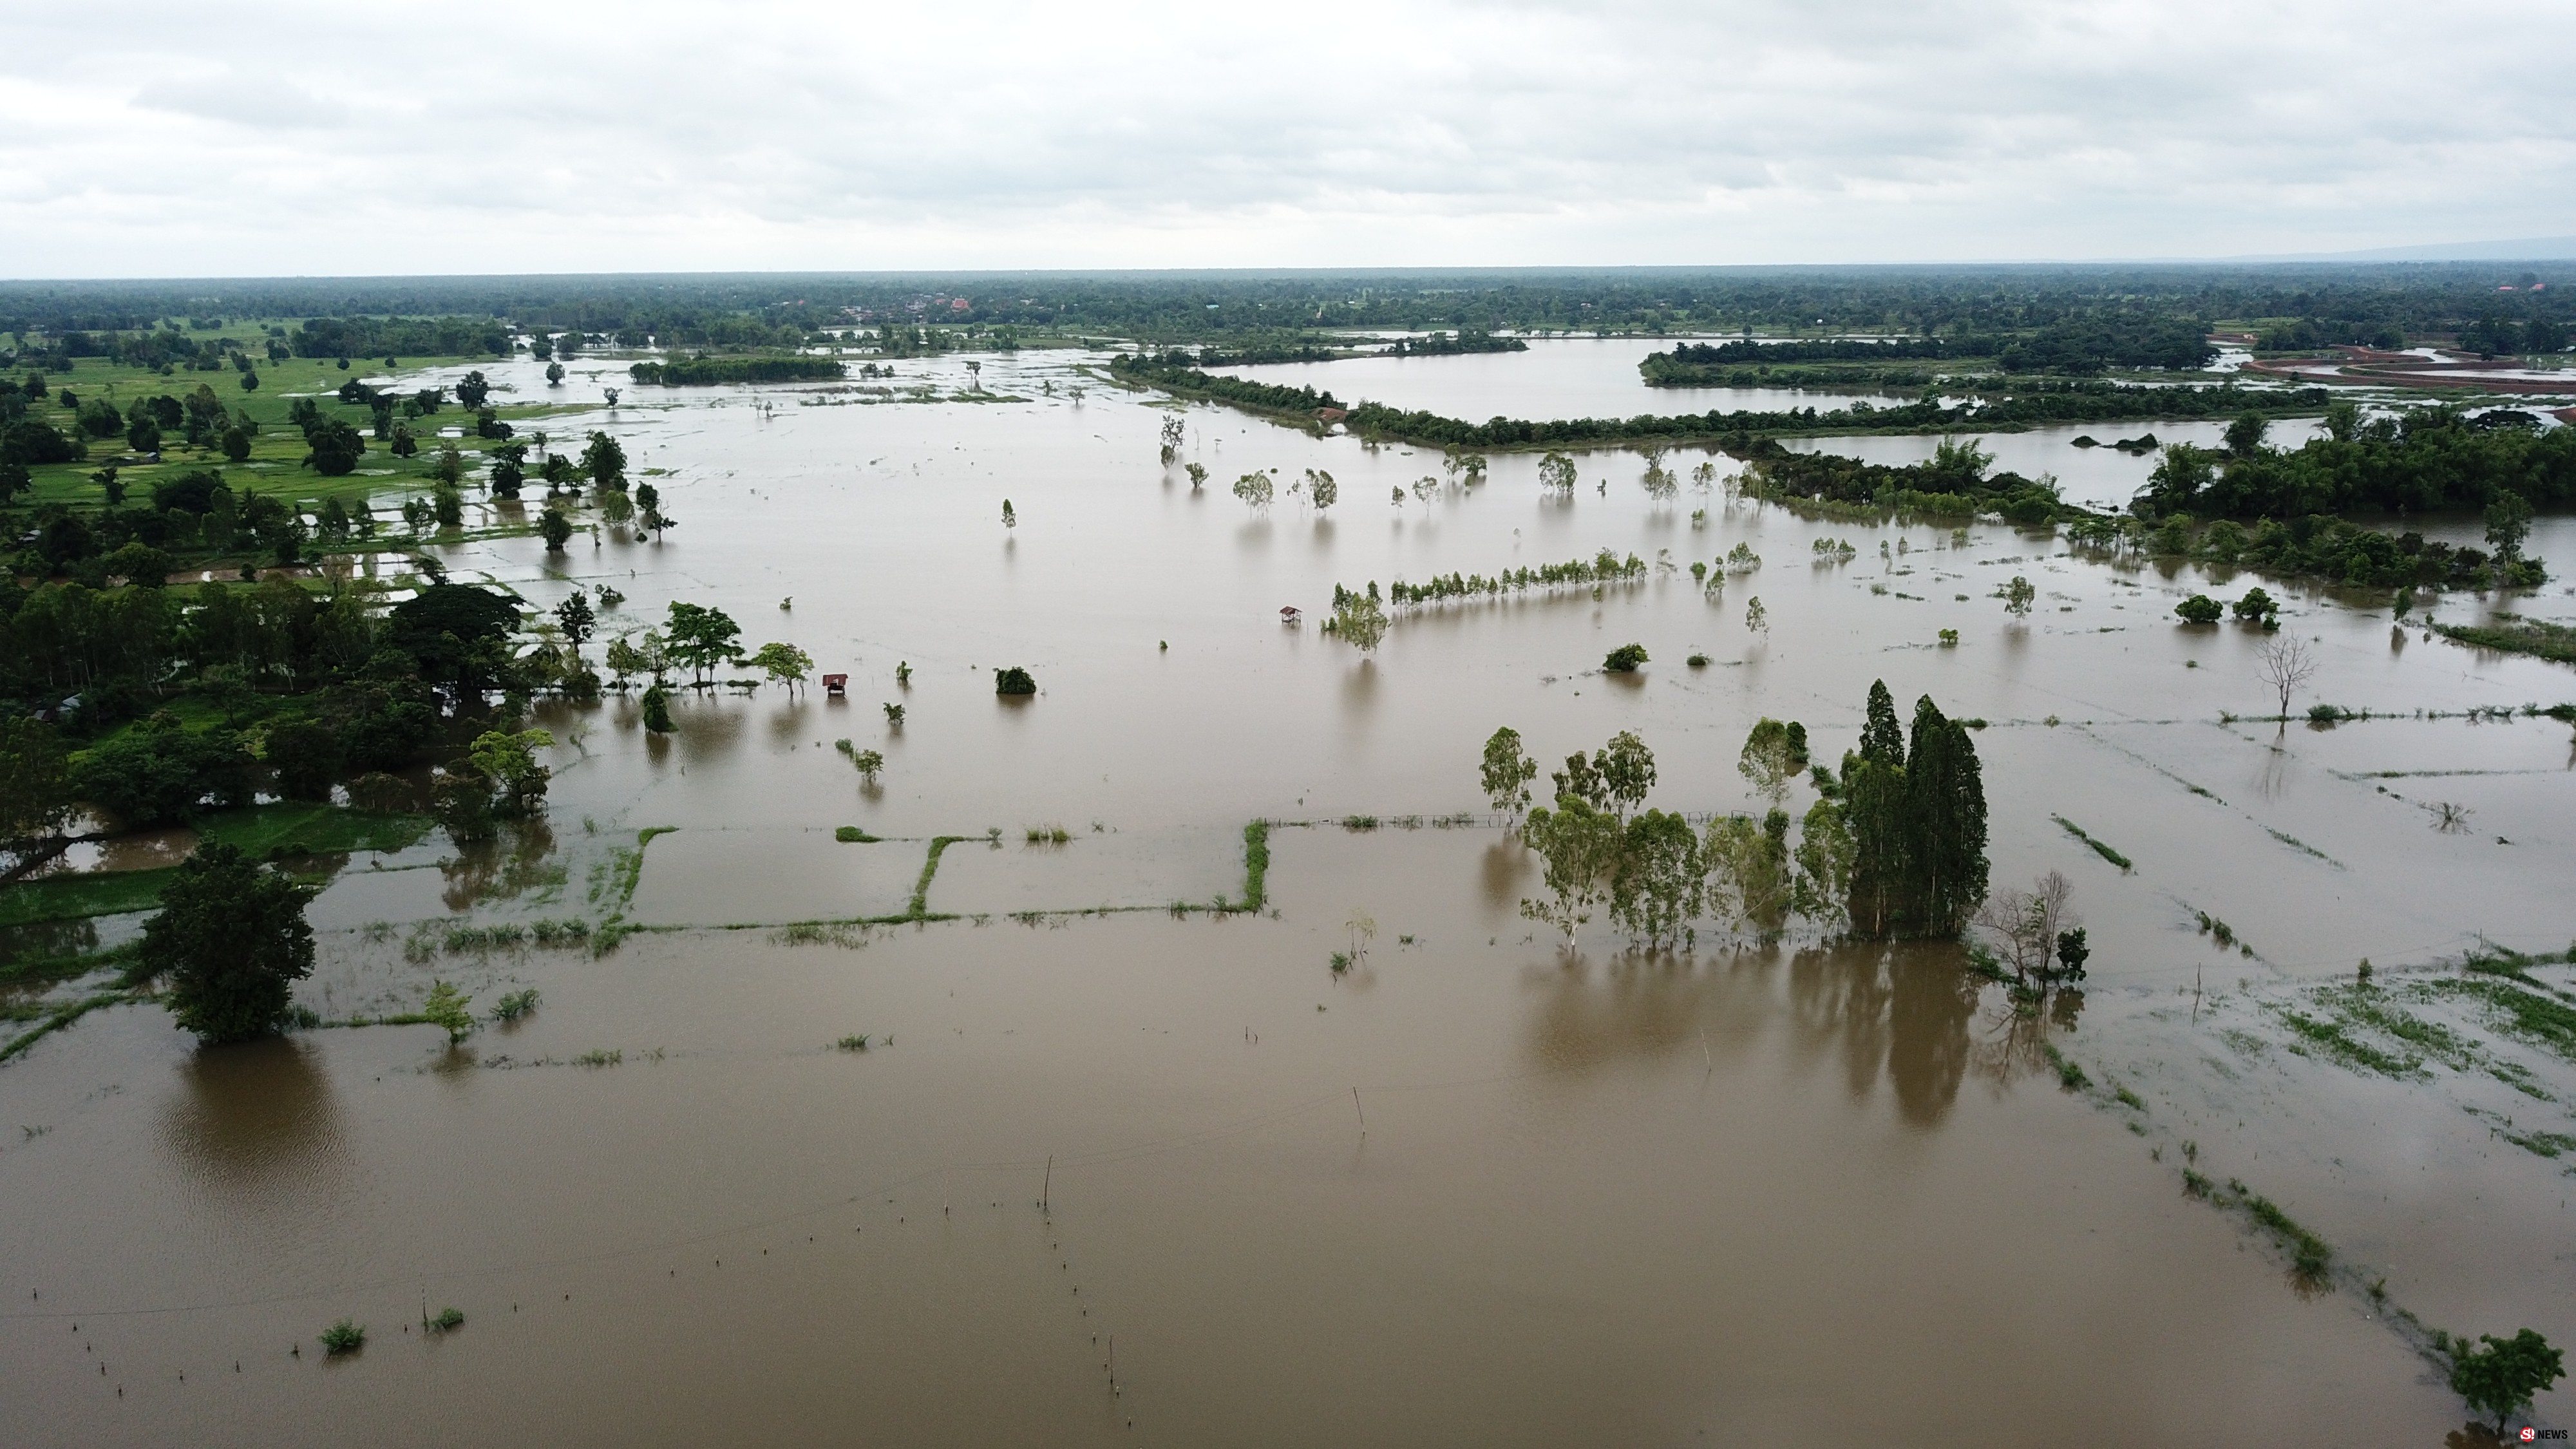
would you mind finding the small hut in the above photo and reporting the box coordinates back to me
[822,673,849,695]
[1279,606,1302,627]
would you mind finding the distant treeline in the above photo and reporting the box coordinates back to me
[290,316,512,360]
[628,356,847,385]
[1112,354,1345,415]
[1643,315,2214,382]
[1383,330,1526,357]
[2,264,2566,352]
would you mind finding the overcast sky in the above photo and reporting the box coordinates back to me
[1,0,2568,278]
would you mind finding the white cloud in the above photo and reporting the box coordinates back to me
[0,0,2568,275]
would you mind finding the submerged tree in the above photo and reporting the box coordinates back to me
[1330,587,1388,652]
[748,641,813,693]
[2446,1328,2563,1437]
[2257,635,2318,724]
[1612,809,1703,948]
[1736,718,1810,803]
[141,843,318,1044]
[1519,795,1622,943]
[1537,451,1577,496]
[1837,680,1987,939]
[1479,726,1538,820]
[664,601,743,687]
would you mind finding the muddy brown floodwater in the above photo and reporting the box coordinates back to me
[4,345,2573,1444]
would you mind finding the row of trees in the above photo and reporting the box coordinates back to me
[1486,681,1988,949]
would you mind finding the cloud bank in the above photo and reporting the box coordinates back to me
[1,0,2569,276]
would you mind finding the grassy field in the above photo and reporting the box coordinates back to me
[12,332,601,532]
[0,803,433,928]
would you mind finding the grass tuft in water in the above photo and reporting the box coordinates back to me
[319,1320,366,1355]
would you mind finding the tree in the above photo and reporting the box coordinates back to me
[2257,635,2318,722]
[603,633,646,687]
[994,665,1037,696]
[140,842,317,1044]
[303,419,365,476]
[640,683,675,733]
[1232,471,1273,510]
[1901,693,1988,938]
[2175,594,2224,625]
[546,361,566,386]
[1479,726,1538,819]
[1790,797,1854,931]
[1519,795,1623,944]
[1595,730,1656,820]
[2222,410,2269,457]
[388,583,520,699]
[664,601,743,685]
[2003,575,2036,616]
[2486,489,2534,564]
[430,762,497,841]
[420,980,475,1043]
[1737,719,1810,803]
[1612,809,1703,948]
[581,431,627,491]
[1603,642,1648,672]
[2230,587,2279,625]
[1330,590,1388,652]
[263,719,343,800]
[72,717,256,826]
[2447,1328,2563,1435]
[1975,870,2078,982]
[1304,469,1336,511]
[553,592,594,655]
[489,442,527,498]
[851,748,884,784]
[1537,451,1577,495]
[748,641,813,693]
[2054,927,2089,981]
[126,413,161,453]
[0,715,73,849]
[635,481,670,536]
[468,728,554,816]
[1707,809,1792,938]
[455,371,491,408]
[533,506,572,553]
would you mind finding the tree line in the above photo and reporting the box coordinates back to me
[1488,681,1987,950]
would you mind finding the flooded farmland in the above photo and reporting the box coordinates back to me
[6,343,2575,1445]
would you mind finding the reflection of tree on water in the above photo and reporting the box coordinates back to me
[162,1037,350,1210]
[441,818,560,911]
[1971,981,2086,1092]
[1479,839,1532,919]
[1521,940,1978,1124]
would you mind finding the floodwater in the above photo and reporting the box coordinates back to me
[6,344,2574,1444]
[1212,336,1894,421]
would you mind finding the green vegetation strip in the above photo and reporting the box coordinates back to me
[1236,820,1271,912]
[0,992,137,1063]
[907,837,971,918]
[2051,815,2132,871]
[2433,617,2576,666]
